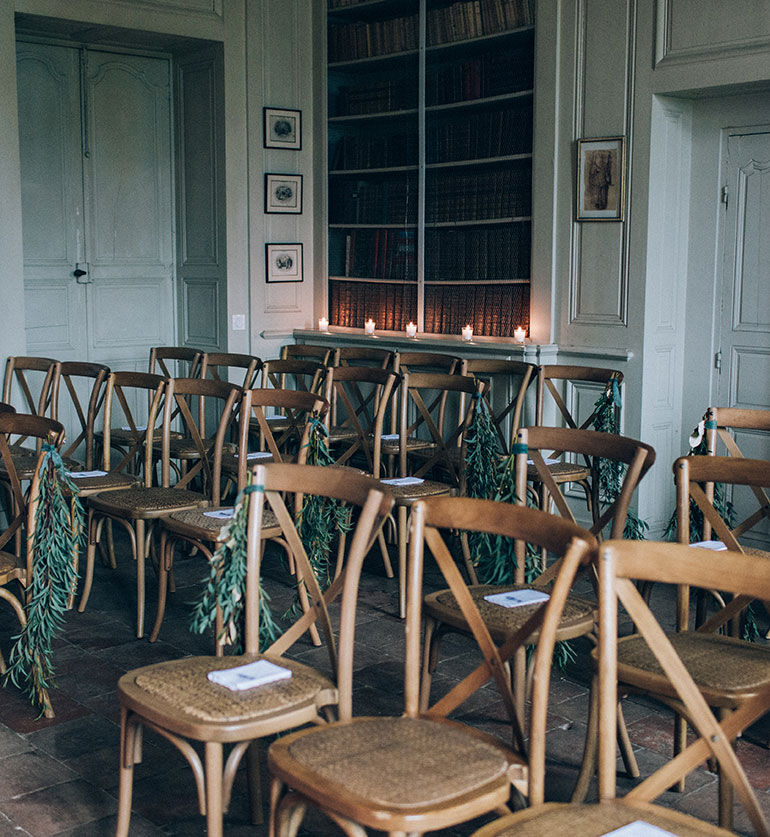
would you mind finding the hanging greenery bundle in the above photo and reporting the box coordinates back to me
[592,380,648,541]
[190,480,278,652]
[297,418,352,590]
[5,444,84,716]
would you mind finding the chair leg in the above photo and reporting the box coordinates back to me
[204,741,225,837]
[150,530,172,643]
[377,529,395,578]
[572,674,599,802]
[717,707,734,831]
[116,707,136,837]
[674,712,687,793]
[617,701,639,779]
[78,511,99,612]
[246,740,263,825]
[398,504,408,618]
[419,616,438,712]
[135,519,146,638]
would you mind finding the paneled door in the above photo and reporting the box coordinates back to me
[716,127,770,547]
[17,42,174,371]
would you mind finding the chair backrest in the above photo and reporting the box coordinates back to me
[675,454,770,630]
[406,495,595,790]
[536,365,623,430]
[336,345,395,370]
[323,366,397,475]
[163,378,241,497]
[281,343,336,366]
[517,426,655,549]
[465,359,536,455]
[398,371,482,485]
[200,351,261,389]
[595,539,770,835]
[260,358,325,395]
[0,412,64,560]
[238,389,329,488]
[2,356,61,420]
[248,463,394,672]
[101,371,166,479]
[394,351,464,375]
[148,346,203,379]
[57,361,110,469]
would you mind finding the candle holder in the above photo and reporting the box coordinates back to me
[514,326,526,344]
[461,324,473,342]
[406,322,417,338]
[318,317,329,333]
[364,318,376,336]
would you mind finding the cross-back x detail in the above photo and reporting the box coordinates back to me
[536,365,623,431]
[58,362,110,468]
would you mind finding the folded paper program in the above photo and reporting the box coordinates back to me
[689,540,727,550]
[381,476,425,486]
[601,821,676,837]
[203,508,235,519]
[66,470,108,478]
[207,659,292,691]
[484,589,550,608]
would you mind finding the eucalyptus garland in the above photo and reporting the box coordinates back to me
[190,481,278,652]
[297,418,352,590]
[591,381,648,541]
[5,444,84,716]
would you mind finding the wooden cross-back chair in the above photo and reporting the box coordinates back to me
[57,361,110,470]
[200,351,261,389]
[82,375,235,637]
[153,388,328,644]
[0,357,61,476]
[281,342,337,366]
[148,345,203,379]
[464,359,536,456]
[332,345,395,431]
[117,463,393,837]
[0,412,65,718]
[260,358,325,395]
[392,351,466,438]
[473,539,770,837]
[268,494,594,837]
[534,366,624,512]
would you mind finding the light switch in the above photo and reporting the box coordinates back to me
[231,314,246,331]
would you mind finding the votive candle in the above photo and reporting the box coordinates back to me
[318,316,329,332]
[514,326,526,343]
[406,321,417,338]
[364,318,375,335]
[461,324,473,342]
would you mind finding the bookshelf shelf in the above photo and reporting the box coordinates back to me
[327,0,534,337]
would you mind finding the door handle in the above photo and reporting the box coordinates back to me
[74,262,91,283]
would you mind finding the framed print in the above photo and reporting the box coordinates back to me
[266,243,303,283]
[576,137,625,221]
[264,107,302,150]
[265,173,303,214]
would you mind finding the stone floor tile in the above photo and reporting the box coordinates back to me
[0,751,77,802]
[24,715,119,761]
[52,811,164,836]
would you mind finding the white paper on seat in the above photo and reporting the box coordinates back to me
[527,457,562,466]
[265,416,285,422]
[484,589,550,608]
[381,476,425,486]
[208,659,292,691]
[689,540,727,550]
[601,822,676,836]
[235,451,273,460]
[380,433,400,441]
[66,470,108,478]
[120,425,147,431]
[204,508,235,519]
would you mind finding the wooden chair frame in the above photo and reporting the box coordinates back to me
[58,361,110,469]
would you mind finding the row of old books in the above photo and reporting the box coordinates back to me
[424,223,531,281]
[332,48,531,117]
[330,279,417,332]
[330,132,419,170]
[425,166,531,222]
[330,177,418,225]
[426,0,534,45]
[427,105,532,162]
[423,282,529,336]
[336,230,418,280]
[328,13,419,62]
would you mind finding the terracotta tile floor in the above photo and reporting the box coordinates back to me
[0,536,767,835]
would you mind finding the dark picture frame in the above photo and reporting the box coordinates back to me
[266,243,303,283]
[576,136,625,221]
[263,107,302,150]
[264,173,303,214]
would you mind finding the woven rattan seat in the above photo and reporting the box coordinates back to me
[130,654,335,724]
[613,632,770,702]
[286,717,510,808]
[0,550,20,579]
[65,472,137,493]
[89,486,205,515]
[381,436,436,456]
[427,584,595,643]
[526,461,589,482]
[1,448,82,480]
[166,506,279,533]
[474,800,729,836]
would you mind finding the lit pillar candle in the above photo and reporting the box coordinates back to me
[406,321,417,338]
[364,318,375,335]
[514,326,526,343]
[318,316,329,332]
[461,324,473,342]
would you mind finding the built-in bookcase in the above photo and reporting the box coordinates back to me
[327,0,533,336]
